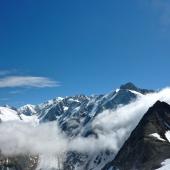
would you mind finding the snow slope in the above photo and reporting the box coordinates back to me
[0,107,21,121]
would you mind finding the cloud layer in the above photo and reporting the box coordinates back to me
[0,122,68,156]
[0,76,59,88]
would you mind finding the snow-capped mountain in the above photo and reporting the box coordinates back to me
[17,82,153,170]
[19,82,149,136]
[1,82,165,170]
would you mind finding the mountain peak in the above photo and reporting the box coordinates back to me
[153,100,169,107]
[120,82,154,94]
[120,82,138,91]
[150,100,170,114]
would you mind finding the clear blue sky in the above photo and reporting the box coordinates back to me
[0,0,170,106]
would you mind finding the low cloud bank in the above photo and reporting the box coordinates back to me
[0,122,68,156]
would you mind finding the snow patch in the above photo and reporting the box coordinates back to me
[115,89,120,93]
[63,106,69,111]
[165,131,170,142]
[129,90,143,96]
[149,133,165,141]
[68,98,80,103]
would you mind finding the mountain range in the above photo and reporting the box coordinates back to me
[0,82,170,170]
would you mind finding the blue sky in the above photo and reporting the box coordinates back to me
[0,0,170,107]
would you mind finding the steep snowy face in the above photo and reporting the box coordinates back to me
[0,107,21,122]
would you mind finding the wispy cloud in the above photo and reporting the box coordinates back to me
[0,76,59,88]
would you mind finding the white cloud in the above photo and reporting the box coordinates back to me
[0,76,59,88]
[0,122,68,156]
[0,121,68,169]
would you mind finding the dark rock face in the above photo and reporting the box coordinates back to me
[103,101,170,170]
[0,154,38,170]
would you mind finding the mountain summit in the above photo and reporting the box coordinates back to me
[120,82,154,94]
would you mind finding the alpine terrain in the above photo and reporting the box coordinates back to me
[0,82,170,170]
